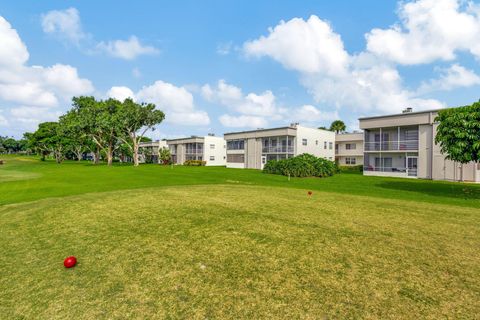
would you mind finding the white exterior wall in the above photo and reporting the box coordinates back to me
[203,136,226,166]
[295,126,335,161]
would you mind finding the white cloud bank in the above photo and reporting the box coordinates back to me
[243,13,450,115]
[96,36,159,60]
[107,81,210,126]
[0,16,94,134]
[366,0,480,65]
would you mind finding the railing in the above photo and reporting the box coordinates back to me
[364,140,418,151]
[262,146,294,153]
[364,166,407,173]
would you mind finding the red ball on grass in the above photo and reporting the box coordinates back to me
[308,191,313,196]
[63,256,77,268]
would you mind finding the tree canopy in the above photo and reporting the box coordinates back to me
[435,101,480,164]
[329,120,346,134]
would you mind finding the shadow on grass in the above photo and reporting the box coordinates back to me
[376,179,480,200]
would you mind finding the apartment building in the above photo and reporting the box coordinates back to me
[335,132,364,166]
[138,140,168,163]
[167,135,226,166]
[224,124,335,169]
[359,108,480,182]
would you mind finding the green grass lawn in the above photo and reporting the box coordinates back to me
[1,156,479,319]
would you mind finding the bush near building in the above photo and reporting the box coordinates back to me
[263,153,338,178]
[184,160,206,166]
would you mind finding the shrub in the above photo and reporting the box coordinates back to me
[263,153,338,178]
[339,165,363,172]
[184,160,206,166]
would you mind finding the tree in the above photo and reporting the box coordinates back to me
[435,102,480,165]
[30,122,69,163]
[159,147,172,165]
[117,98,165,166]
[59,109,95,161]
[72,96,122,166]
[329,120,346,134]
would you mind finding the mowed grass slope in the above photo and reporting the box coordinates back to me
[1,156,480,318]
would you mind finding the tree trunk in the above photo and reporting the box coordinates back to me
[107,143,113,166]
[76,149,83,161]
[93,147,100,164]
[133,140,139,166]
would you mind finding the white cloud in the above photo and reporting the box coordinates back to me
[107,80,210,126]
[40,64,94,99]
[41,8,87,45]
[137,81,195,112]
[0,82,58,107]
[366,0,480,65]
[0,15,94,133]
[202,80,282,117]
[242,14,446,115]
[418,64,480,93]
[244,15,349,76]
[10,106,62,125]
[41,8,159,60]
[291,105,339,123]
[219,114,268,128]
[168,111,210,126]
[107,86,135,101]
[96,36,159,60]
[0,17,29,67]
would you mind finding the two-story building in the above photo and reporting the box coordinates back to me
[224,124,335,169]
[138,140,168,163]
[335,132,364,166]
[167,134,226,166]
[359,108,480,182]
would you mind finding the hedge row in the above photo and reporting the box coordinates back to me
[263,153,339,178]
[184,160,206,166]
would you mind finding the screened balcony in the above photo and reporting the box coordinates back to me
[185,142,203,160]
[364,126,419,151]
[262,136,295,154]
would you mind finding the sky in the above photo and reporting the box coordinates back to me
[1,0,480,139]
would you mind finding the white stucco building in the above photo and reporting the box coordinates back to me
[167,135,226,166]
[224,124,335,169]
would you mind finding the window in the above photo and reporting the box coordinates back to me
[329,142,333,150]
[346,157,356,165]
[210,144,215,149]
[209,156,215,161]
[302,139,307,146]
[227,154,244,163]
[226,139,245,150]
[329,157,333,160]
[315,140,318,145]
[324,141,327,149]
[346,143,356,150]
[335,144,338,151]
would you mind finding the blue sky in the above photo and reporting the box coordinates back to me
[1,0,480,139]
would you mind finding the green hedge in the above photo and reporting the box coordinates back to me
[263,153,339,178]
[339,165,363,172]
[184,160,206,166]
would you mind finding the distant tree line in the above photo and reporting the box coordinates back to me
[0,136,28,154]
[23,96,165,166]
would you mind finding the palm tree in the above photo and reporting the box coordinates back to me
[329,120,346,134]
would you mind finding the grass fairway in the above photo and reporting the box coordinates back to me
[1,156,480,319]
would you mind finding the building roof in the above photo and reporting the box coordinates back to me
[358,108,444,121]
[223,126,296,136]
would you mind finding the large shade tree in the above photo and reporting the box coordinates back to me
[435,102,480,165]
[71,96,122,166]
[117,98,165,166]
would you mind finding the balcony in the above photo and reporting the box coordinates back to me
[364,140,418,151]
[262,146,294,153]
